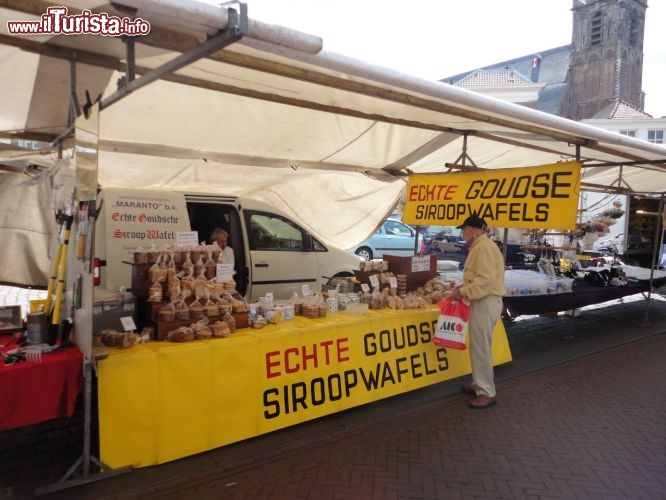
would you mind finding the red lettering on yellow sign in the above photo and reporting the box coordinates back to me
[408,184,458,202]
[265,338,350,378]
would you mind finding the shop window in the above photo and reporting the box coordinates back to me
[17,139,44,149]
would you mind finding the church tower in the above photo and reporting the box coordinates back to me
[563,0,647,119]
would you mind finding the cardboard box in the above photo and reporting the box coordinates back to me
[383,254,438,291]
[93,297,137,334]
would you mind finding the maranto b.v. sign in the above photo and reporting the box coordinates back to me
[402,162,582,230]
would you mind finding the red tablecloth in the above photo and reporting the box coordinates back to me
[0,336,84,430]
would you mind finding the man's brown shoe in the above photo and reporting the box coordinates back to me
[460,383,476,395]
[468,394,497,409]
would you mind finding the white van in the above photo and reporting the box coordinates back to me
[95,189,361,301]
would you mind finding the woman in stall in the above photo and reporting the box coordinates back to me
[210,228,235,273]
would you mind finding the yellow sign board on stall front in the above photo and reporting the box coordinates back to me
[98,308,512,469]
[402,162,582,230]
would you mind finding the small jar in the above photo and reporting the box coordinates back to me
[326,297,338,314]
[283,304,295,320]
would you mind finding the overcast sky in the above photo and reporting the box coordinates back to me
[241,0,666,118]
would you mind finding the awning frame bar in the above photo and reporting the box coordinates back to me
[100,4,248,110]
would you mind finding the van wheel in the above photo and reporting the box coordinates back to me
[355,247,373,260]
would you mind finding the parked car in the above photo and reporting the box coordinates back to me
[422,226,464,254]
[349,219,424,260]
[426,237,538,269]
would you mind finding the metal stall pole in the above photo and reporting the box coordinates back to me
[640,195,665,326]
[35,360,132,496]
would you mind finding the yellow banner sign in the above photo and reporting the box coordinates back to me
[402,162,582,229]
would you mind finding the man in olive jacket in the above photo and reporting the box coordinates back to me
[449,214,505,409]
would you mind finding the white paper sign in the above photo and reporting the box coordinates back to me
[302,284,311,297]
[389,276,398,289]
[216,263,234,282]
[176,231,199,248]
[411,255,432,273]
[369,274,380,290]
[120,316,137,332]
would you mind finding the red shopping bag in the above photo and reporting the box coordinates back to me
[433,297,469,350]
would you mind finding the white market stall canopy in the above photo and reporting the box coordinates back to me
[1,0,666,286]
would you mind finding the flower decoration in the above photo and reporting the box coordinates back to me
[601,199,625,219]
[601,207,625,219]
[589,220,609,235]
[574,219,610,239]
